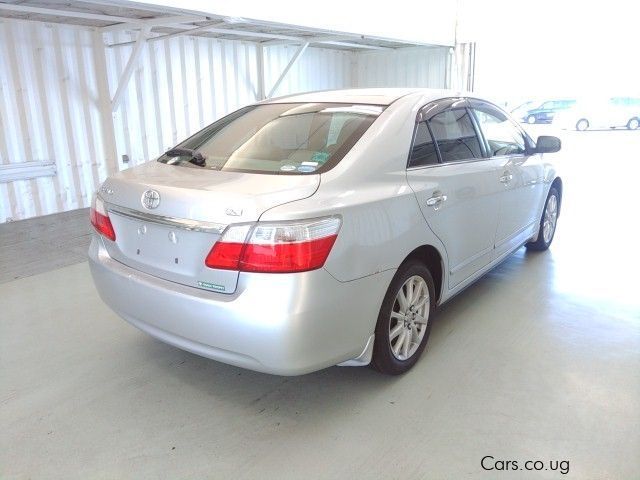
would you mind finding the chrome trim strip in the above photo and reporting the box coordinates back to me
[106,203,226,234]
[406,157,491,171]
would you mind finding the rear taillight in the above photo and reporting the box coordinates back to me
[205,217,341,273]
[90,195,116,241]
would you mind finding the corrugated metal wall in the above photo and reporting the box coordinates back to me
[0,19,107,221]
[263,44,354,97]
[1,17,449,223]
[356,47,448,88]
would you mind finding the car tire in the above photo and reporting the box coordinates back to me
[526,115,537,124]
[576,119,589,131]
[627,118,640,130]
[526,186,560,251]
[371,260,436,375]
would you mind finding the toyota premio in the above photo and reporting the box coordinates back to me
[89,88,562,375]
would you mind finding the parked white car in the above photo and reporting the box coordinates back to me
[89,88,563,375]
[554,97,640,131]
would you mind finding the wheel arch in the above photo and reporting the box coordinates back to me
[576,118,589,130]
[401,245,444,304]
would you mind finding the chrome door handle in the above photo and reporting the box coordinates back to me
[426,194,447,207]
[500,173,513,183]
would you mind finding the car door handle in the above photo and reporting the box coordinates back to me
[426,194,447,207]
[500,172,513,183]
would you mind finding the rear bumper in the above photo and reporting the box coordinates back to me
[89,236,393,375]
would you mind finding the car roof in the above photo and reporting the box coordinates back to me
[265,88,467,106]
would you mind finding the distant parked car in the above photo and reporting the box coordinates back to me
[510,100,537,120]
[554,97,640,131]
[521,99,576,124]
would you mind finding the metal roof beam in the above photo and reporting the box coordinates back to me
[319,41,391,50]
[107,22,229,47]
[195,15,437,46]
[107,25,391,50]
[157,25,302,41]
[0,3,135,23]
[263,37,392,51]
[262,35,355,46]
[5,1,445,48]
[195,15,442,47]
[0,3,211,35]
[107,24,302,48]
[100,14,209,33]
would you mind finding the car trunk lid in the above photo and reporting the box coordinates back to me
[99,161,319,293]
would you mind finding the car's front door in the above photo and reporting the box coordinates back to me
[406,99,504,289]
[469,101,546,259]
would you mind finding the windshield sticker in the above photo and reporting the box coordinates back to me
[297,165,317,173]
[311,151,330,163]
[301,161,319,167]
[280,165,297,171]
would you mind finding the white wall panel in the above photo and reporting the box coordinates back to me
[263,44,354,97]
[0,19,106,222]
[0,18,448,223]
[356,47,448,89]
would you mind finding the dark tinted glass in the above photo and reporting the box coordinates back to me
[473,107,526,156]
[157,103,384,174]
[409,122,439,167]
[427,109,482,162]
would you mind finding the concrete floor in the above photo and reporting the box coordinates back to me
[0,208,91,284]
[2,129,639,479]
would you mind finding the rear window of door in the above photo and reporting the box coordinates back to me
[408,122,439,167]
[472,107,526,156]
[427,109,483,163]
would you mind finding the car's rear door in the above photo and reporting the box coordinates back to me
[406,98,504,289]
[469,100,546,259]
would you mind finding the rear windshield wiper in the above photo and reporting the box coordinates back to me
[165,147,206,167]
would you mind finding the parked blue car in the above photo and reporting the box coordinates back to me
[521,99,576,124]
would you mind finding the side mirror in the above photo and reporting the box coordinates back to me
[535,135,561,153]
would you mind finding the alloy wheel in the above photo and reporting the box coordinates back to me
[543,194,558,243]
[389,275,430,361]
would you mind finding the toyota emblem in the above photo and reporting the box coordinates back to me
[141,189,160,209]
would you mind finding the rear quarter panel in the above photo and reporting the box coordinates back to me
[259,95,449,284]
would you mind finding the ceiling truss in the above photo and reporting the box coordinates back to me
[0,0,444,109]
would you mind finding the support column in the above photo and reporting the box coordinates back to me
[91,29,118,177]
[256,43,266,100]
[449,42,476,92]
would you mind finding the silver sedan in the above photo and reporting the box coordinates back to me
[89,88,562,375]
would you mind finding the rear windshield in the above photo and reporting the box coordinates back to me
[157,103,384,174]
